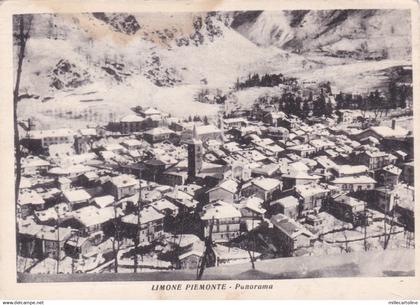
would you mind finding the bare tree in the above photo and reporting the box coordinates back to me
[111,203,123,273]
[133,171,142,273]
[341,225,350,253]
[382,195,399,250]
[246,218,256,270]
[13,15,33,202]
[197,217,214,280]
[404,228,414,249]
[55,206,61,274]
[383,211,397,250]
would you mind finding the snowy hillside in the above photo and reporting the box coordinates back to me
[233,10,411,60]
[16,10,412,128]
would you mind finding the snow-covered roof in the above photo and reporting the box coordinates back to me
[314,156,337,169]
[259,138,274,146]
[62,153,97,165]
[110,175,139,188]
[382,164,402,176]
[72,205,118,227]
[78,128,97,136]
[83,171,99,180]
[34,202,69,222]
[18,219,43,236]
[196,124,221,135]
[241,149,267,162]
[104,143,125,151]
[282,172,321,180]
[213,244,260,261]
[242,196,266,214]
[35,225,73,241]
[141,107,161,116]
[360,136,380,144]
[121,207,164,225]
[179,250,204,260]
[223,117,247,124]
[20,177,32,189]
[223,142,241,152]
[268,111,286,119]
[337,165,369,176]
[295,183,330,197]
[334,194,366,208]
[252,163,279,176]
[93,195,115,208]
[21,157,50,168]
[267,126,288,133]
[271,214,315,239]
[28,128,74,139]
[166,189,193,201]
[171,234,202,248]
[289,161,309,173]
[149,198,178,212]
[288,144,315,151]
[272,196,299,208]
[122,139,143,147]
[252,177,281,191]
[18,190,45,206]
[144,127,173,136]
[393,184,414,211]
[120,114,145,123]
[325,149,339,158]
[201,200,241,220]
[364,150,387,158]
[217,179,238,194]
[63,189,92,203]
[332,175,376,184]
[369,126,409,138]
[310,138,334,148]
[395,150,408,157]
[264,144,284,153]
[206,139,222,147]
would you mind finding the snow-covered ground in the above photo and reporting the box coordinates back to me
[16,12,412,128]
[289,59,411,93]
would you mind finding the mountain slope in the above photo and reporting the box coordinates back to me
[16,10,412,128]
[233,10,411,60]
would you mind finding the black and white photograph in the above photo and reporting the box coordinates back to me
[12,7,415,284]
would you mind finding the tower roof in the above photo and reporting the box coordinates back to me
[193,124,198,140]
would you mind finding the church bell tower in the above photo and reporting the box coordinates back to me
[187,125,203,178]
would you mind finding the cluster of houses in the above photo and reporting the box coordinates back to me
[17,104,415,273]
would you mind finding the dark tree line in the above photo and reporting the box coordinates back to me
[336,83,411,112]
[195,88,227,104]
[235,73,287,90]
[257,89,333,119]
[13,15,33,202]
[388,82,410,109]
[187,115,208,124]
[312,94,334,117]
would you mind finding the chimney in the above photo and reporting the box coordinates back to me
[391,119,396,130]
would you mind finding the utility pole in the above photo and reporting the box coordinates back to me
[247,217,256,270]
[133,170,142,273]
[197,217,214,280]
[71,230,80,274]
[55,206,60,274]
[383,194,399,250]
[363,203,368,251]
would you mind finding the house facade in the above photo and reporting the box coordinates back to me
[201,201,241,242]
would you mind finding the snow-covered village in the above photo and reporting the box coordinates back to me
[13,10,414,279]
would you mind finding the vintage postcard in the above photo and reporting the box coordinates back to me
[0,0,419,300]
